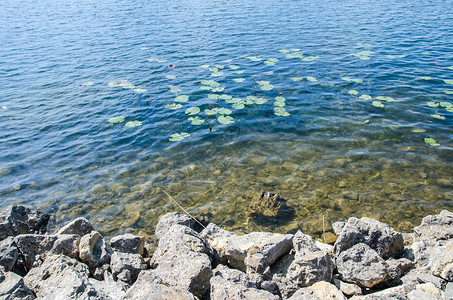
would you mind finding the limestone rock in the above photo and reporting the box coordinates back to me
[14,234,57,270]
[212,264,256,288]
[88,271,128,300]
[414,210,453,242]
[0,267,35,300]
[401,267,446,290]
[430,248,453,281]
[110,252,146,284]
[50,234,80,259]
[151,224,213,298]
[333,276,362,296]
[23,254,102,299]
[288,281,346,300]
[110,234,145,255]
[56,217,94,236]
[79,231,112,271]
[350,284,412,300]
[154,212,194,242]
[445,282,453,300]
[0,206,50,240]
[336,243,389,288]
[0,237,19,271]
[407,282,444,300]
[333,217,404,259]
[123,270,195,300]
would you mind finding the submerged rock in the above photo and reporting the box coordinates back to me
[0,206,51,240]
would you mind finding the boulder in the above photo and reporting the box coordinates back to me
[151,224,213,298]
[23,254,102,299]
[249,192,288,219]
[333,276,362,296]
[110,234,145,255]
[414,210,453,242]
[110,252,146,284]
[0,237,19,271]
[430,247,453,281]
[88,271,128,300]
[50,234,80,259]
[336,243,389,288]
[407,282,444,300]
[123,270,195,300]
[79,231,112,271]
[210,265,279,300]
[14,234,57,270]
[445,282,453,300]
[154,212,194,242]
[0,267,35,300]
[401,267,446,290]
[56,217,94,236]
[333,217,404,259]
[0,206,50,240]
[288,281,346,300]
[350,284,412,300]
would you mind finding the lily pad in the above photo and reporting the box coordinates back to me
[427,102,439,107]
[82,81,94,87]
[243,99,254,105]
[264,60,276,65]
[447,66,453,70]
[199,64,210,68]
[217,108,232,115]
[359,94,372,100]
[348,90,359,95]
[219,95,233,101]
[279,49,290,53]
[411,128,426,133]
[209,67,219,72]
[217,115,234,124]
[188,117,204,125]
[125,120,142,127]
[286,52,304,59]
[260,84,274,91]
[215,65,225,69]
[431,114,445,120]
[108,80,133,88]
[201,80,220,87]
[443,91,453,95]
[164,103,182,110]
[424,137,440,146]
[301,56,319,61]
[185,107,200,115]
[205,108,220,115]
[200,86,212,91]
[229,65,240,70]
[375,96,394,102]
[306,76,317,82]
[234,70,245,74]
[232,102,245,109]
[211,87,224,92]
[211,72,224,77]
[372,101,384,108]
[257,81,270,85]
[440,102,452,108]
[291,77,304,81]
[419,77,432,80]
[233,78,246,83]
[134,88,147,93]
[208,94,219,100]
[166,75,176,79]
[169,132,190,141]
[253,97,268,105]
[246,56,262,62]
[274,106,290,116]
[108,116,125,124]
[275,96,285,101]
[357,43,373,47]
[444,79,453,85]
[342,77,363,83]
[174,95,189,102]
[169,85,182,93]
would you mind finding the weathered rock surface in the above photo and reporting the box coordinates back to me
[110,234,145,255]
[288,281,346,300]
[407,282,444,300]
[414,210,453,242]
[0,206,51,241]
[401,267,446,290]
[333,217,404,259]
[50,234,80,259]
[79,231,112,271]
[249,192,288,219]
[0,237,19,271]
[153,212,194,242]
[151,224,213,298]
[336,243,389,288]
[123,270,195,300]
[110,252,146,284]
[333,276,362,296]
[88,272,128,300]
[0,267,35,300]
[23,254,102,299]
[56,217,94,236]
[350,284,412,299]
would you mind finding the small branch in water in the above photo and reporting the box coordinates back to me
[160,187,206,229]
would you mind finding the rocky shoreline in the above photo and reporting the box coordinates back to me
[1,205,453,299]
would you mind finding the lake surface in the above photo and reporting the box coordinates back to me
[1,0,452,238]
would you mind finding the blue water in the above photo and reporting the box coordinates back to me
[1,0,452,237]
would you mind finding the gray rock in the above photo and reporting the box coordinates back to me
[210,265,279,300]
[14,234,58,270]
[333,217,404,259]
[23,254,102,299]
[445,282,453,300]
[0,267,35,300]
[350,284,412,300]
[88,271,128,300]
[248,191,288,219]
[332,221,346,235]
[288,281,346,300]
[386,258,414,283]
[430,248,453,281]
[0,206,51,240]
[79,231,112,271]
[110,234,145,255]
[407,282,444,300]
[151,224,213,298]
[56,217,94,236]
[336,243,389,288]
[0,237,19,271]
[122,270,195,300]
[333,276,362,296]
[110,252,146,284]
[414,210,453,242]
[50,234,80,259]
[401,267,446,290]
[154,212,194,242]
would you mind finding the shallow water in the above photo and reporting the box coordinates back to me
[0,0,452,238]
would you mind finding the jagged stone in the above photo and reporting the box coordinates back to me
[333,276,362,296]
[23,254,102,299]
[407,282,444,300]
[414,210,453,242]
[401,267,446,290]
[350,284,412,300]
[288,281,346,300]
[79,231,112,271]
[0,237,19,271]
[154,212,194,242]
[123,270,195,300]
[88,271,128,300]
[14,234,57,270]
[0,267,35,300]
[249,191,287,219]
[0,206,50,241]
[430,247,453,281]
[56,217,94,236]
[110,252,146,284]
[151,224,213,298]
[110,234,145,255]
[333,217,404,259]
[336,243,389,288]
[445,282,453,300]
[50,234,80,259]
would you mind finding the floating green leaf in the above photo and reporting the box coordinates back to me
[260,84,274,91]
[419,77,432,80]
[211,87,224,92]
[431,114,446,120]
[447,66,453,70]
[134,88,147,93]
[279,49,290,53]
[246,56,261,62]
[199,64,210,68]
[174,95,189,102]
[372,101,384,108]
[440,102,452,108]
[215,65,225,69]
[275,96,285,101]
[291,77,303,82]
[342,77,363,83]
[232,102,245,109]
[348,90,359,95]
[264,60,275,65]
[286,52,304,59]
[188,117,204,125]
[200,86,211,91]
[364,120,370,124]
[427,102,439,107]
[411,128,426,133]
[306,76,317,82]
[217,108,232,115]
[217,115,234,124]
[209,67,219,72]
[219,94,233,101]
[274,106,290,116]
[82,81,94,87]
[234,70,245,74]
[253,97,268,105]
[424,138,439,146]
[357,43,373,47]
[359,94,372,100]
[243,99,254,105]
[443,91,453,95]
[233,78,246,83]
[375,96,394,102]
[169,85,182,93]
[211,72,224,77]
[208,94,219,100]
[169,132,190,141]
[444,79,453,85]
[164,103,182,110]
[125,120,142,127]
[185,107,200,115]
[301,56,319,61]
[205,108,220,115]
[229,65,240,70]
[108,80,134,88]
[108,116,125,124]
